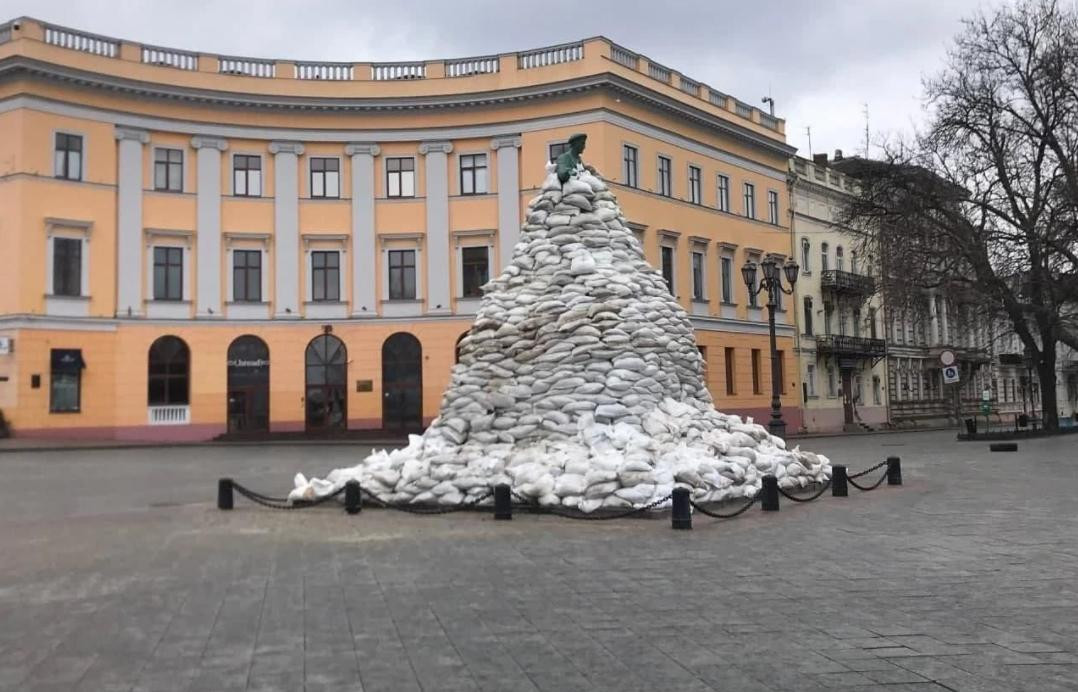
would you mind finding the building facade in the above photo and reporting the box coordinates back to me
[789,154,888,433]
[0,18,802,440]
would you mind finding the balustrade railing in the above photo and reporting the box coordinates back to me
[0,22,12,45]
[820,269,876,294]
[517,42,583,69]
[815,335,887,358]
[372,62,426,80]
[44,24,118,57]
[735,100,753,118]
[296,62,354,80]
[708,89,728,108]
[141,45,198,71]
[679,75,700,96]
[148,405,190,426]
[648,62,671,83]
[219,56,276,78]
[446,56,499,77]
[610,44,638,69]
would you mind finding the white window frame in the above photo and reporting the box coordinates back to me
[44,218,93,317]
[303,234,349,318]
[767,189,779,225]
[743,182,756,219]
[800,237,811,274]
[806,363,816,397]
[307,155,342,199]
[152,146,185,193]
[456,152,490,196]
[659,230,680,295]
[384,156,417,198]
[52,129,86,182]
[622,143,639,188]
[687,164,702,205]
[379,233,424,317]
[688,236,708,315]
[657,155,672,197]
[144,228,193,319]
[224,232,271,319]
[454,230,495,315]
[231,152,264,197]
[717,174,730,212]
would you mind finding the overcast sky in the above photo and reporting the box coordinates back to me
[2,0,1000,158]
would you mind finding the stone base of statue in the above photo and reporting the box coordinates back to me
[290,161,830,512]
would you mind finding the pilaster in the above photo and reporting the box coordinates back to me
[419,140,453,314]
[191,135,228,317]
[270,141,304,317]
[491,135,522,273]
[346,143,380,316]
[114,126,149,317]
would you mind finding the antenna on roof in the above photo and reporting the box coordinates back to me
[761,84,774,116]
[805,126,813,158]
[863,103,870,158]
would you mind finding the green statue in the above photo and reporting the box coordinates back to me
[555,132,590,184]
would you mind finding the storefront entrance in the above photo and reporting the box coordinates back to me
[305,334,347,432]
[382,332,422,430]
[841,369,854,424]
[227,335,270,434]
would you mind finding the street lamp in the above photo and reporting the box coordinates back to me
[742,257,799,437]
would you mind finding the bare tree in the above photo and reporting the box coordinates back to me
[838,0,1078,430]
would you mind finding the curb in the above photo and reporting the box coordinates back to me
[0,438,410,454]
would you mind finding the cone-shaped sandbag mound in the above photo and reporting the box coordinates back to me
[290,163,831,511]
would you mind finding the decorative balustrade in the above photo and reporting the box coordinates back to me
[44,24,118,57]
[708,89,728,108]
[372,62,426,80]
[446,56,499,77]
[679,75,700,96]
[296,62,353,80]
[820,270,876,295]
[815,335,887,358]
[219,56,276,78]
[148,405,190,426]
[141,45,198,71]
[648,62,671,83]
[735,100,753,118]
[517,42,583,69]
[610,44,638,69]
[760,113,779,130]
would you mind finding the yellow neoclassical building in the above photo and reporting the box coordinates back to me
[0,17,801,440]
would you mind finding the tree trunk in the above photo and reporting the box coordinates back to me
[1037,346,1059,431]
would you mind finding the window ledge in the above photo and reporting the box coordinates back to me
[45,294,89,301]
[381,299,423,304]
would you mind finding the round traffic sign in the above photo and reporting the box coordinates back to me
[940,350,956,366]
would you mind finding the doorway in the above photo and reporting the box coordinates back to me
[227,335,269,434]
[382,332,422,430]
[305,334,347,432]
[841,369,854,424]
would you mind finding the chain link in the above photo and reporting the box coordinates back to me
[847,468,888,491]
[690,493,758,518]
[359,487,494,514]
[848,460,888,480]
[232,481,346,510]
[511,490,673,520]
[777,479,832,503]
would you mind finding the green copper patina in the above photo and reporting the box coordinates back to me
[555,132,588,184]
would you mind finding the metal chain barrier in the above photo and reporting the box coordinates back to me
[777,479,832,503]
[359,487,494,515]
[847,468,888,491]
[690,493,758,518]
[511,490,673,520]
[849,460,888,480]
[232,481,346,510]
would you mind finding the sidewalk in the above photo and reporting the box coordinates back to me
[0,436,407,454]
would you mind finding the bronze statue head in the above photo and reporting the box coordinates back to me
[568,133,587,153]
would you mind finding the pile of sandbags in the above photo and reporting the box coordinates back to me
[290,163,831,510]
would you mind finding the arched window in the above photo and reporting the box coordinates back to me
[800,238,811,273]
[148,335,190,405]
[836,245,844,272]
[820,242,829,272]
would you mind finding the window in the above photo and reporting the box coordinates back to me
[148,336,190,406]
[803,296,814,335]
[853,309,861,337]
[153,247,183,301]
[767,190,779,225]
[801,238,811,272]
[838,309,848,335]
[660,246,675,291]
[460,154,488,195]
[821,242,830,271]
[806,364,816,397]
[855,375,864,403]
[743,182,756,219]
[717,174,730,212]
[386,157,416,198]
[698,346,708,379]
[873,376,882,405]
[49,349,83,413]
[623,145,638,187]
[54,133,82,181]
[548,142,570,163]
[827,366,836,397]
[720,256,733,303]
[232,250,262,302]
[751,349,762,394]
[836,246,844,271]
[388,249,417,300]
[154,148,183,192]
[691,251,704,300]
[724,347,736,395]
[310,157,340,199]
[311,251,340,302]
[461,246,489,297]
[233,155,262,197]
[850,251,858,275]
[776,350,786,394]
[657,156,672,197]
[688,165,701,204]
[869,307,878,339]
[824,303,833,334]
[52,237,81,297]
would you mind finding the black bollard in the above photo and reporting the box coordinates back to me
[990,442,1018,452]
[494,484,512,520]
[344,480,362,514]
[886,457,902,486]
[671,487,692,530]
[217,478,233,510]
[760,475,780,512]
[832,465,849,497]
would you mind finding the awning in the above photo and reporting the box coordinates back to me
[50,349,85,372]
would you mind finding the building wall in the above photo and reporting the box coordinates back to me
[0,18,803,440]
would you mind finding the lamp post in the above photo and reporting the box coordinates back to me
[742,257,799,438]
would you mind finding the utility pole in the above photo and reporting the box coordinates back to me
[862,103,870,158]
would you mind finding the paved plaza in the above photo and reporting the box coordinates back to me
[1,431,1076,691]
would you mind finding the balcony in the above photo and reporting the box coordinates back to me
[148,405,190,425]
[820,270,875,295]
[816,335,887,358]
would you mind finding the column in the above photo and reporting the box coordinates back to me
[491,136,522,272]
[927,291,939,346]
[269,141,304,317]
[940,298,951,346]
[346,143,380,317]
[191,136,228,317]
[114,126,148,317]
[419,141,453,314]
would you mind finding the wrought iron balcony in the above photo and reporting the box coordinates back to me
[815,334,887,358]
[820,270,875,295]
